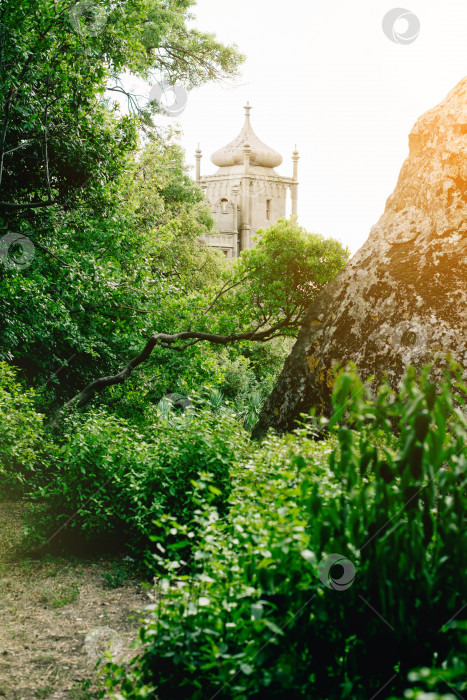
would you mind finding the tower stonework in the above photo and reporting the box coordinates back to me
[196,104,299,258]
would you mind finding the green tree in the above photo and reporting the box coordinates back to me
[0,133,223,409]
[0,0,243,407]
[0,0,243,216]
[0,2,347,420]
[64,219,349,409]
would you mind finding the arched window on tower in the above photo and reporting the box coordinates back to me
[220,198,229,214]
[266,199,272,221]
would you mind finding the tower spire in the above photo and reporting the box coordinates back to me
[195,143,202,183]
[291,145,299,217]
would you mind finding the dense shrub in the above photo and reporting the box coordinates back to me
[389,651,467,699]
[85,338,291,435]
[25,408,248,553]
[0,362,52,496]
[103,364,467,699]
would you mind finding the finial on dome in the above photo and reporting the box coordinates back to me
[195,142,202,154]
[210,103,282,168]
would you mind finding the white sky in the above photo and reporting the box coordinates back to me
[153,0,467,254]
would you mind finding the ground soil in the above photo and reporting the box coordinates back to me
[0,501,149,699]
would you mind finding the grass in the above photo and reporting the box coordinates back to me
[0,500,147,699]
[39,582,80,608]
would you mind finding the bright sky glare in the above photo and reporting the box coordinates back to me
[153,0,467,254]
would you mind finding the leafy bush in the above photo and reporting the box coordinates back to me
[90,338,290,435]
[103,364,467,699]
[0,362,52,496]
[389,625,467,699]
[26,407,248,553]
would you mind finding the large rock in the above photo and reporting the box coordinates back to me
[253,78,467,438]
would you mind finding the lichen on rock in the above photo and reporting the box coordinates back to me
[253,77,467,438]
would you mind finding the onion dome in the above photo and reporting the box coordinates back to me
[211,103,283,169]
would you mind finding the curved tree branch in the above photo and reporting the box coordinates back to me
[61,320,293,414]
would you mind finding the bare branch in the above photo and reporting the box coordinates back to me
[43,79,52,201]
[203,274,249,316]
[2,140,34,156]
[60,319,294,413]
[0,199,57,209]
[31,239,70,266]
[0,87,14,189]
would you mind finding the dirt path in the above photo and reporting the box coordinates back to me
[0,502,149,699]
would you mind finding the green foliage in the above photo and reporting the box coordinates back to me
[388,624,467,699]
[0,362,52,496]
[0,10,343,418]
[0,0,243,415]
[195,218,349,340]
[234,218,349,337]
[25,407,248,553]
[102,560,137,589]
[0,0,243,215]
[102,364,467,699]
[0,133,226,413]
[390,665,467,699]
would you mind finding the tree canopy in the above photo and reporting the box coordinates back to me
[63,218,349,409]
[0,0,244,215]
[0,0,348,419]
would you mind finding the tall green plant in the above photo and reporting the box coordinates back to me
[103,364,467,699]
[25,407,248,553]
[0,362,52,496]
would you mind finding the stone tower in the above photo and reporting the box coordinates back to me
[195,103,299,258]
